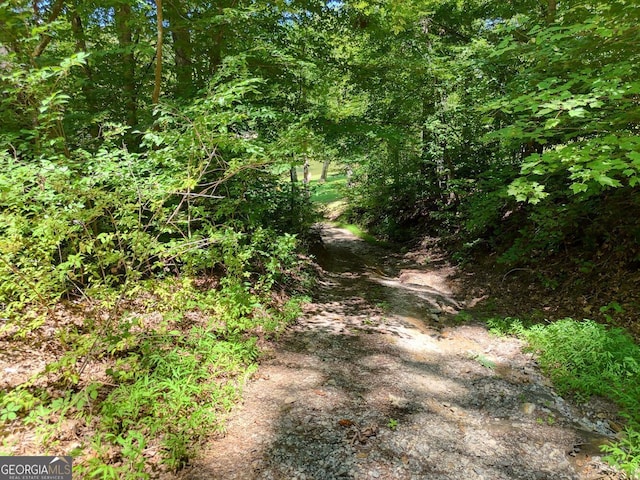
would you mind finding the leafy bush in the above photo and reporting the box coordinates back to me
[100,327,258,467]
[0,61,310,317]
[602,427,640,479]
[522,320,640,402]
[0,54,311,477]
[11,277,305,477]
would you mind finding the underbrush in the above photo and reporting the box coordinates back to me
[488,317,640,477]
[0,69,320,476]
[0,277,307,478]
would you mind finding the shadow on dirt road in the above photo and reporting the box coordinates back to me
[177,224,621,480]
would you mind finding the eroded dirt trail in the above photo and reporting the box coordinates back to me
[179,225,621,480]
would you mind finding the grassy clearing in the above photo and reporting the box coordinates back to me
[294,160,343,182]
[311,175,347,204]
[308,173,385,245]
[488,317,640,477]
[291,160,348,205]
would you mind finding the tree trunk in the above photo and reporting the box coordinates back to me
[203,1,228,76]
[546,0,557,23]
[391,144,401,188]
[443,148,458,205]
[208,35,223,75]
[346,166,353,187]
[115,2,137,128]
[165,0,193,97]
[420,94,440,197]
[303,158,311,197]
[320,159,330,182]
[152,0,163,105]
[69,4,99,135]
[289,166,298,225]
[436,140,447,195]
[303,158,311,183]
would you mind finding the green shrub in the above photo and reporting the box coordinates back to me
[521,319,640,405]
[0,57,310,476]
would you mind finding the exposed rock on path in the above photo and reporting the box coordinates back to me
[178,225,623,480]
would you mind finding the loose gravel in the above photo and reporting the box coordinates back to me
[176,225,625,480]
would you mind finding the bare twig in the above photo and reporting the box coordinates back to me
[501,268,534,283]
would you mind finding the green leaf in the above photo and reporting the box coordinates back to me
[568,108,587,118]
[594,174,621,188]
[545,118,561,129]
[627,151,640,166]
[570,183,589,194]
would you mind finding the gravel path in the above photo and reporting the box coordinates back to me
[177,225,624,480]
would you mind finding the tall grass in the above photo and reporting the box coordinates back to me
[488,317,640,477]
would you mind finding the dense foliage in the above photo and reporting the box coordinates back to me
[338,0,639,267]
[0,0,321,474]
[1,0,639,475]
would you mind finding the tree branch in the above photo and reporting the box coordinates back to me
[31,0,65,59]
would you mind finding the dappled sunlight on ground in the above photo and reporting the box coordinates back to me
[176,224,624,480]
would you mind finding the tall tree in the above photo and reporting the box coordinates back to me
[165,0,193,97]
[114,0,138,127]
[152,0,163,105]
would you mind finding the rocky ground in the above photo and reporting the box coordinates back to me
[175,224,625,480]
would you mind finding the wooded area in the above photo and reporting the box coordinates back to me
[1,0,639,477]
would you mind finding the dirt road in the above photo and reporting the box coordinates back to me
[178,224,622,480]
